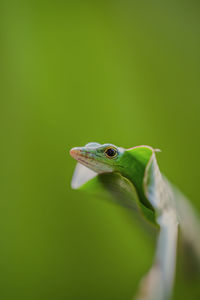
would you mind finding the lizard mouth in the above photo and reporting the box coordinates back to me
[70,147,94,166]
[70,147,90,160]
[70,147,113,173]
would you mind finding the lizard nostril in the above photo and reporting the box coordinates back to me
[70,148,81,159]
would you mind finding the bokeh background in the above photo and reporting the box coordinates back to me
[1,1,200,299]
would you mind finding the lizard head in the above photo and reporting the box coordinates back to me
[70,142,125,174]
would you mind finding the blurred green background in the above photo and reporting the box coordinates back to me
[1,1,200,299]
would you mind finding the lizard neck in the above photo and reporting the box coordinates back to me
[118,147,154,210]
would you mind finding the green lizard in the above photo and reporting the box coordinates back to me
[70,143,200,300]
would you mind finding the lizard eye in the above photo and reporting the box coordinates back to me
[104,147,118,158]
